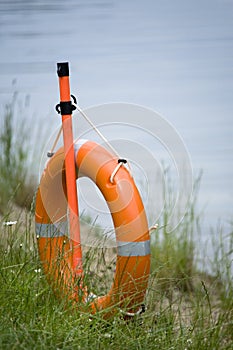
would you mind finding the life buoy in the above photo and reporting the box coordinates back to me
[35,139,150,316]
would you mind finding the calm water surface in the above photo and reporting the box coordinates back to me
[0,0,233,264]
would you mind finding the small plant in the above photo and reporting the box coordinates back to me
[150,170,202,298]
[0,97,36,214]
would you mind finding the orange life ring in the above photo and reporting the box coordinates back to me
[35,139,150,316]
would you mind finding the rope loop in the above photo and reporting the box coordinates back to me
[110,159,127,184]
[120,304,146,317]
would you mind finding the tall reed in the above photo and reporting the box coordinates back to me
[0,97,36,214]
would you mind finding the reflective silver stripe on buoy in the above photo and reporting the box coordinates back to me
[35,222,68,238]
[117,240,150,257]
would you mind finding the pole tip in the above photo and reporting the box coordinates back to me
[57,62,69,77]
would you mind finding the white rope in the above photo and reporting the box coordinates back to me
[73,103,133,181]
[50,102,121,159]
[47,125,62,157]
[149,224,158,233]
[48,102,133,180]
[72,103,120,158]
[120,304,146,317]
[110,162,124,184]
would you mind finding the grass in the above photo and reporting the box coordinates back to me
[150,169,201,297]
[0,214,232,349]
[0,95,37,214]
[0,100,232,349]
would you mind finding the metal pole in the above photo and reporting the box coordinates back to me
[57,62,83,276]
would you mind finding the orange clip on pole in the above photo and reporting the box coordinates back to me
[57,62,83,276]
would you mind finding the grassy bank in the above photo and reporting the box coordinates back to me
[0,101,232,349]
[0,209,232,349]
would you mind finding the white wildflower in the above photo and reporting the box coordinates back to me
[3,221,17,226]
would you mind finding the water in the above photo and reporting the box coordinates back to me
[0,0,233,261]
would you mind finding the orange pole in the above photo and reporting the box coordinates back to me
[57,62,83,275]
